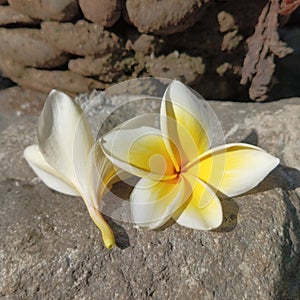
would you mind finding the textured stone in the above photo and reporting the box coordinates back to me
[68,55,125,85]
[240,0,293,101]
[0,58,104,95]
[146,52,205,85]
[79,0,121,27]
[68,55,113,77]
[0,86,46,118]
[0,28,68,68]
[41,20,120,57]
[7,0,80,21]
[131,34,157,55]
[221,29,243,52]
[0,90,299,299]
[217,11,237,33]
[0,5,35,25]
[125,0,208,35]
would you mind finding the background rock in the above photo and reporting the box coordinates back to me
[0,28,68,68]
[0,5,35,25]
[7,0,80,21]
[41,21,120,57]
[0,1,299,100]
[145,52,205,84]
[217,11,237,33]
[79,0,121,28]
[240,0,293,101]
[125,0,207,35]
[0,58,104,95]
[0,90,299,299]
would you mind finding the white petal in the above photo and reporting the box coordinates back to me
[37,90,94,194]
[101,115,176,180]
[24,145,79,196]
[130,176,188,229]
[191,143,280,197]
[175,175,223,230]
[161,80,222,165]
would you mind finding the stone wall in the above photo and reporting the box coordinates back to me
[0,0,298,100]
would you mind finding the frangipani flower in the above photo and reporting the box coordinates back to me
[101,80,280,230]
[24,90,118,249]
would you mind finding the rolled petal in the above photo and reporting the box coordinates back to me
[189,143,280,197]
[85,142,120,208]
[130,176,189,229]
[161,80,215,166]
[78,142,121,249]
[24,145,79,196]
[37,90,94,187]
[101,119,176,180]
[175,174,223,230]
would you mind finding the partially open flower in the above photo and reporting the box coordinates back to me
[24,90,117,249]
[101,80,280,230]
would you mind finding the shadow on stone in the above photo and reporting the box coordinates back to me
[240,129,259,146]
[106,217,130,250]
[215,196,239,232]
[245,164,300,195]
[244,163,300,298]
[275,189,300,299]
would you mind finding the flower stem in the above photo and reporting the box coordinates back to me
[87,205,116,249]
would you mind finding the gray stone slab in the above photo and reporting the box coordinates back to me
[0,97,299,299]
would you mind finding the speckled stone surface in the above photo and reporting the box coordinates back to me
[0,93,299,299]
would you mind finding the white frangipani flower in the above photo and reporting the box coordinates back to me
[101,80,280,230]
[24,90,117,249]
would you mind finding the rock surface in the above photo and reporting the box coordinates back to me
[41,21,120,57]
[0,5,35,25]
[125,0,208,35]
[1,1,297,101]
[145,52,205,84]
[240,0,293,101]
[79,0,121,28]
[7,0,80,21]
[0,58,105,95]
[0,88,299,299]
[0,28,68,68]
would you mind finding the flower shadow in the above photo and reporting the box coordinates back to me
[105,216,131,249]
[240,129,300,195]
[213,195,239,232]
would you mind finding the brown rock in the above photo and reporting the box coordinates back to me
[0,28,68,68]
[146,52,205,84]
[221,29,243,52]
[0,6,35,25]
[216,62,241,77]
[68,55,115,78]
[7,0,79,21]
[79,0,121,27]
[0,58,104,95]
[125,0,208,35]
[69,55,142,84]
[132,34,156,55]
[41,21,120,57]
[241,0,293,101]
[280,0,300,15]
[217,11,237,33]
[0,0,7,4]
